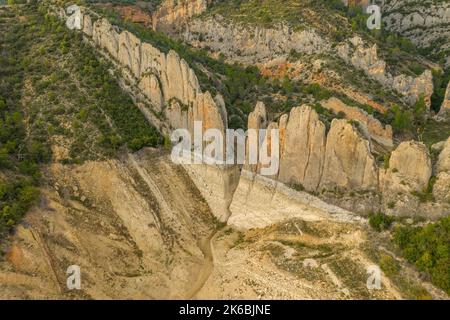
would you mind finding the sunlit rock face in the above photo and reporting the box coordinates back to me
[86,15,226,136]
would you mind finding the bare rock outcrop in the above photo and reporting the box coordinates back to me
[118,30,142,78]
[183,16,330,63]
[82,12,93,37]
[245,101,268,173]
[192,91,226,134]
[319,119,379,191]
[383,0,450,54]
[380,141,432,194]
[278,106,326,191]
[77,9,226,136]
[321,97,393,149]
[337,36,433,107]
[438,81,450,116]
[434,138,450,203]
[53,3,448,220]
[92,18,120,60]
[139,74,164,112]
[153,0,209,32]
[436,137,450,173]
[247,101,268,130]
[182,16,432,108]
[243,102,381,213]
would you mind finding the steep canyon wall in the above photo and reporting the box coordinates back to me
[49,2,449,224]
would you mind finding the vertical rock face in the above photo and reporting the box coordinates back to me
[321,97,393,149]
[278,106,326,191]
[320,119,378,191]
[92,19,120,60]
[434,138,450,203]
[82,12,93,37]
[437,137,450,173]
[214,94,228,129]
[337,36,433,107]
[392,70,434,107]
[380,141,432,194]
[379,141,435,216]
[383,0,450,54]
[140,42,166,76]
[153,0,209,32]
[192,91,226,134]
[245,101,268,173]
[162,51,201,107]
[258,121,279,178]
[246,103,378,194]
[83,12,225,136]
[139,74,164,112]
[247,101,267,130]
[118,31,142,78]
[278,114,288,158]
[439,81,450,115]
[183,17,330,63]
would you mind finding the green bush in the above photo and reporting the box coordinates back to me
[369,212,394,232]
[394,216,450,294]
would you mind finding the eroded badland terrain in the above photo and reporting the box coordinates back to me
[0,0,449,299]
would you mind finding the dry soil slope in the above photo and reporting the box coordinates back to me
[0,149,216,299]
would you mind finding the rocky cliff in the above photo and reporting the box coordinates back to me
[153,0,210,32]
[54,4,226,139]
[434,137,450,204]
[181,15,434,107]
[439,81,450,115]
[49,2,448,219]
[244,101,449,217]
[383,0,450,65]
[321,97,393,149]
[336,35,434,107]
[2,2,449,301]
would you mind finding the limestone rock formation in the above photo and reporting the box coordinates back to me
[433,172,450,204]
[51,3,449,219]
[337,36,433,107]
[153,0,209,32]
[139,74,164,112]
[118,31,142,78]
[183,16,330,63]
[433,137,450,203]
[438,81,450,115]
[245,101,268,173]
[278,106,326,191]
[383,0,450,53]
[247,101,267,130]
[437,137,450,173]
[192,91,226,134]
[82,12,93,37]
[182,16,432,107]
[380,141,432,195]
[76,8,226,135]
[92,18,120,60]
[320,119,379,191]
[392,70,434,107]
[321,97,393,149]
[278,113,289,158]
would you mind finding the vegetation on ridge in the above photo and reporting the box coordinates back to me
[0,3,162,240]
